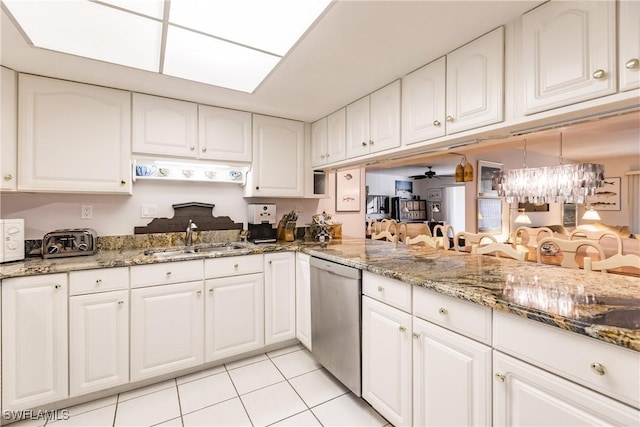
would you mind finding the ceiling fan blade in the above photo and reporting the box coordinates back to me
[410,175,427,180]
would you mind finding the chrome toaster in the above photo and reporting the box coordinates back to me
[42,228,98,258]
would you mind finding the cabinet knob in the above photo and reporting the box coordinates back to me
[377,286,384,292]
[399,326,406,332]
[118,300,125,305]
[3,174,12,181]
[590,362,606,376]
[201,147,207,152]
[361,141,367,147]
[495,373,505,383]
[446,115,454,123]
[166,271,172,276]
[268,260,272,265]
[190,146,196,151]
[433,120,441,127]
[256,186,260,190]
[234,263,239,268]
[96,278,102,285]
[54,284,61,289]
[592,69,606,79]
[196,290,202,296]
[625,58,640,70]
[326,153,330,158]
[320,154,326,158]
[412,332,421,339]
[369,140,374,145]
[209,288,214,294]
[121,180,127,185]
[438,307,448,316]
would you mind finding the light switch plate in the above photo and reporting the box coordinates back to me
[141,204,157,219]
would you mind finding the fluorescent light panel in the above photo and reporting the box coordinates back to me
[3,0,331,93]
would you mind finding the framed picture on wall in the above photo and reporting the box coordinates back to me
[562,203,577,228]
[427,188,442,200]
[586,177,621,211]
[477,160,502,197]
[336,168,361,212]
[477,198,502,234]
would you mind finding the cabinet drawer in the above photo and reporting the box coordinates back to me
[205,254,263,278]
[494,310,640,409]
[69,267,129,295]
[413,286,491,345]
[131,260,203,288]
[363,271,411,312]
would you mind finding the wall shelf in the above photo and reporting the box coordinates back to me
[132,159,249,185]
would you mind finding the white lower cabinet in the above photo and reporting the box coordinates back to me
[362,295,412,427]
[264,252,296,345]
[412,317,492,427]
[205,273,264,362]
[493,352,639,426]
[295,252,312,350]
[69,290,129,397]
[130,281,204,381]
[1,274,68,411]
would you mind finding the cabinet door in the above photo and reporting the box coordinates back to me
[369,80,401,153]
[1,67,17,191]
[326,107,346,163]
[446,27,504,133]
[18,74,132,193]
[69,290,129,397]
[265,252,296,345]
[205,273,264,362]
[131,281,204,381]
[295,253,312,350]
[247,114,304,197]
[132,93,198,157]
[2,274,68,411]
[522,1,616,114]
[620,0,640,92]
[402,57,446,145]
[413,317,491,427]
[310,116,328,167]
[345,96,370,159]
[362,296,412,427]
[493,352,640,426]
[198,105,252,162]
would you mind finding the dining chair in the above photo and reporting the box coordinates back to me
[569,229,623,255]
[584,253,640,274]
[371,219,399,243]
[405,234,441,249]
[536,237,605,269]
[454,231,497,252]
[471,242,528,261]
[512,226,554,246]
[433,224,455,250]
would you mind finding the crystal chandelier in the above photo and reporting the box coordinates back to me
[492,135,605,205]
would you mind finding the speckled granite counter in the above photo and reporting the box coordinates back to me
[2,237,639,352]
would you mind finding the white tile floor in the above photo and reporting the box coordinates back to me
[13,345,390,427]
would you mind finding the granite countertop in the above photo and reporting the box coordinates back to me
[1,237,639,352]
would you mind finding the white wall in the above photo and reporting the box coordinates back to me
[0,181,322,239]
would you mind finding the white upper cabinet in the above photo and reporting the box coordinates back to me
[18,74,132,194]
[522,1,616,114]
[619,0,640,92]
[244,114,304,197]
[346,80,400,159]
[198,105,252,162]
[446,27,504,133]
[1,67,17,191]
[402,57,446,145]
[311,108,346,167]
[133,93,198,157]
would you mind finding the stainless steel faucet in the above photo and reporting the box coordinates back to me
[186,219,198,247]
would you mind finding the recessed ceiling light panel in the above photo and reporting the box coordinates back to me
[3,0,162,72]
[163,25,280,93]
[94,0,165,19]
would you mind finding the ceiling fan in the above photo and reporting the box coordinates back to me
[409,166,439,180]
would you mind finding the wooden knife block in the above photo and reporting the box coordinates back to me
[277,220,296,242]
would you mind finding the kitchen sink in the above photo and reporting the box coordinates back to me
[144,242,248,258]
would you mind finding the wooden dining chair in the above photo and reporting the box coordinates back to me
[471,243,528,261]
[454,231,497,252]
[433,224,455,250]
[536,237,605,269]
[584,253,640,274]
[405,234,441,249]
[569,229,623,255]
[371,219,399,243]
[512,226,554,246]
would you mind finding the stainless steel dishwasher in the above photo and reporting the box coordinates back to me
[310,256,362,396]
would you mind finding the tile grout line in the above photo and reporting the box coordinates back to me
[224,359,256,427]
[173,378,185,427]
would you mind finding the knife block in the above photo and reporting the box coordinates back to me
[277,220,296,242]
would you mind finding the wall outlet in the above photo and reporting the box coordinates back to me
[81,205,93,219]
[141,204,157,219]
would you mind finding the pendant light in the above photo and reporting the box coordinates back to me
[582,206,601,221]
[514,208,532,224]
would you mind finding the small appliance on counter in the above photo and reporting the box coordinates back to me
[1,219,25,263]
[42,228,98,259]
[247,204,277,243]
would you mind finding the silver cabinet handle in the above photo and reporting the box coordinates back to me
[592,69,606,79]
[234,263,239,268]
[495,373,505,383]
[3,174,12,181]
[190,146,196,151]
[209,288,214,294]
[433,120,441,127]
[326,153,330,158]
[361,141,367,147]
[121,180,127,185]
[377,286,384,292]
[399,326,406,332]
[118,300,125,305]
[166,271,172,277]
[590,362,606,376]
[96,278,103,285]
[446,115,454,123]
[320,154,326,159]
[369,140,374,145]
[626,58,640,69]
[201,147,207,152]
[269,260,272,265]
[196,290,202,296]
[438,307,448,315]
[54,284,61,289]
[412,332,421,339]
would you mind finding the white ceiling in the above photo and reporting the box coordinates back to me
[1,0,544,123]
